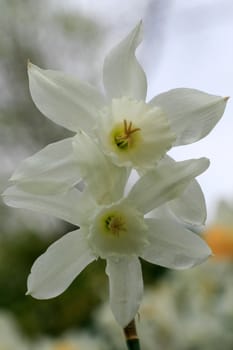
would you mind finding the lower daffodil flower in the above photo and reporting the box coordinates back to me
[3,132,211,327]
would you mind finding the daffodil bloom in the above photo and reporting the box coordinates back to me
[9,22,228,194]
[3,132,211,326]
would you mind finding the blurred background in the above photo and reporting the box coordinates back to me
[0,0,233,349]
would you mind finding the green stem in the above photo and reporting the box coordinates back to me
[123,319,141,350]
[126,338,141,350]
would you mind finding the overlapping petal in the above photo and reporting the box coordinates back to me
[159,156,207,226]
[169,179,207,226]
[128,157,209,214]
[141,218,211,269]
[28,62,105,132]
[27,229,96,299]
[150,88,228,145]
[73,131,129,205]
[10,138,81,194]
[103,21,147,101]
[106,256,143,327]
[2,186,82,226]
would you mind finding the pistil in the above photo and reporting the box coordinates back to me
[115,119,140,149]
[105,215,126,236]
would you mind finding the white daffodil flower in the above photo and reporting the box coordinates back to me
[9,21,228,194]
[3,132,211,327]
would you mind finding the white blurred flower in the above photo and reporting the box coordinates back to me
[9,22,228,194]
[213,199,233,228]
[138,261,233,350]
[0,312,29,350]
[32,332,106,350]
[3,132,211,327]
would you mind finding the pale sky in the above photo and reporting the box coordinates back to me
[144,0,233,220]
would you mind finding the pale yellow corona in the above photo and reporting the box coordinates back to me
[96,97,175,169]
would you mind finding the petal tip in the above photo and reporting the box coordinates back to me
[1,188,8,198]
[9,173,19,182]
[27,59,33,70]
[27,61,41,74]
[204,157,210,166]
[134,20,143,41]
[198,157,210,172]
[136,19,143,30]
[224,96,230,102]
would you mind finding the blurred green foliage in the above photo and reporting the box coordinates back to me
[0,0,107,338]
[0,0,105,152]
[0,229,107,338]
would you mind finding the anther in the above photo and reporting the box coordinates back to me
[115,119,140,149]
[105,215,126,236]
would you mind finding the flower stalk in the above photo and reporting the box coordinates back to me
[123,319,141,350]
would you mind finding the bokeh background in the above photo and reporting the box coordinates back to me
[0,1,233,349]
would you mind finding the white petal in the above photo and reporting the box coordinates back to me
[10,138,81,194]
[150,88,228,145]
[73,131,128,204]
[2,185,81,226]
[169,179,207,226]
[103,21,147,100]
[28,62,105,132]
[141,218,211,269]
[128,157,209,214]
[27,229,96,299]
[106,256,143,327]
[160,156,207,226]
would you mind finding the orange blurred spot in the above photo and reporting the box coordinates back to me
[204,225,233,259]
[54,342,77,350]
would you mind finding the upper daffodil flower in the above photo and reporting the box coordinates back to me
[3,131,211,327]
[10,21,228,195]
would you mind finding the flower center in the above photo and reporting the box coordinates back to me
[114,119,141,150]
[104,212,126,236]
[89,201,148,258]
